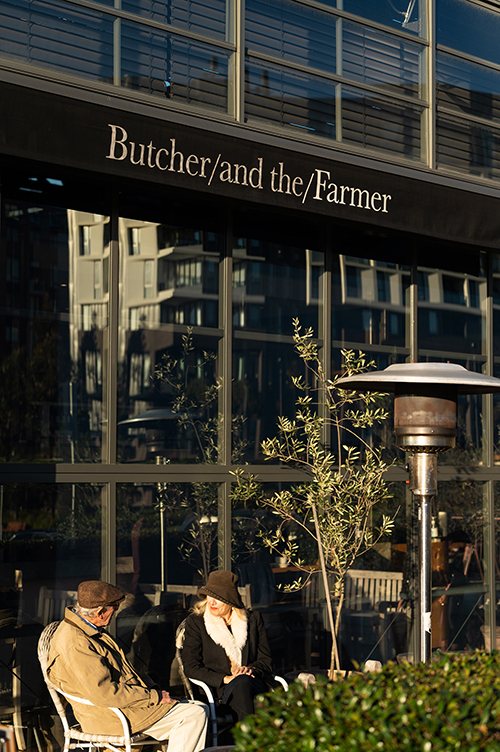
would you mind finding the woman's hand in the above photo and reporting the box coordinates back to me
[224,666,255,683]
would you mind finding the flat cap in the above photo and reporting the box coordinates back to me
[77,580,125,609]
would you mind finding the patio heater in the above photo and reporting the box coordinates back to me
[335,362,500,663]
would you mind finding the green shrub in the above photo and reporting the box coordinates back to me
[234,652,500,752]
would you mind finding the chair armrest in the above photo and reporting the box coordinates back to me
[189,678,216,706]
[58,689,132,741]
[273,675,289,691]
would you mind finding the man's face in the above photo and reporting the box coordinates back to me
[92,603,119,628]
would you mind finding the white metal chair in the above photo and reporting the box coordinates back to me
[175,619,288,747]
[37,621,159,752]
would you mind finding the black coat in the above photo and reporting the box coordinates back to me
[182,610,273,699]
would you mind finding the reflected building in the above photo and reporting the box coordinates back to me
[3,0,500,745]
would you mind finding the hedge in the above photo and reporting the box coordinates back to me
[233,651,500,752]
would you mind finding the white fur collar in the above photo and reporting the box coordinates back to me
[203,607,248,669]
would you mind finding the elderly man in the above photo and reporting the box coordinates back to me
[47,580,208,752]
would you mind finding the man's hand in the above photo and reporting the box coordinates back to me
[159,690,173,704]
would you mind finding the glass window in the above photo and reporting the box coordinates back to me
[0,171,110,463]
[121,0,227,42]
[431,480,487,652]
[343,0,425,38]
[115,481,222,689]
[437,116,500,180]
[343,21,423,99]
[437,53,500,124]
[342,86,423,159]
[121,21,229,112]
[437,0,500,67]
[245,61,337,139]
[117,190,223,464]
[231,219,323,463]
[246,0,337,73]
[0,482,104,732]
[0,0,114,84]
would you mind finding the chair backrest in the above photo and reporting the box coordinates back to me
[174,619,194,700]
[37,621,72,732]
[37,586,78,625]
[344,570,403,611]
[141,582,252,609]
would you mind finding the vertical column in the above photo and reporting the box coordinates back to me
[218,210,233,569]
[113,0,122,88]
[102,194,119,593]
[227,0,245,121]
[483,252,496,650]
[425,0,436,168]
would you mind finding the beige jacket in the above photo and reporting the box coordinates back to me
[47,607,177,735]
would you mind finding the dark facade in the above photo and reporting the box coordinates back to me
[1,0,500,747]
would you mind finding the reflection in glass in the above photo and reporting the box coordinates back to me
[437,53,500,124]
[121,0,227,42]
[121,22,229,112]
[343,0,425,38]
[231,237,323,462]
[437,116,500,180]
[417,265,485,355]
[246,0,337,73]
[437,0,500,67]
[332,255,410,350]
[343,21,423,98]
[0,482,103,729]
[431,480,486,652]
[117,216,221,463]
[246,61,336,138]
[342,86,423,159]
[116,481,222,689]
[0,0,113,83]
[0,188,108,462]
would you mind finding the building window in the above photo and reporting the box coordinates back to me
[144,260,154,298]
[418,271,430,301]
[233,262,246,287]
[94,261,102,299]
[346,266,362,298]
[80,226,91,255]
[129,352,151,396]
[129,227,141,256]
[442,274,466,305]
[377,271,391,302]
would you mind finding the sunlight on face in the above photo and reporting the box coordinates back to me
[207,597,232,619]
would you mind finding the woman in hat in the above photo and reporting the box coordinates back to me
[182,570,274,724]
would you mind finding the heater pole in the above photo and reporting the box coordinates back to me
[409,452,437,663]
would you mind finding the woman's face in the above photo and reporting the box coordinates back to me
[206,596,232,619]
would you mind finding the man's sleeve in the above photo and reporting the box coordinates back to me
[50,635,161,710]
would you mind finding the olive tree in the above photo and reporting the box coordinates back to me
[236,319,396,676]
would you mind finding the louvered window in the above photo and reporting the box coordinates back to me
[121,21,229,111]
[0,0,113,83]
[343,21,422,99]
[437,52,500,124]
[245,61,336,140]
[121,0,226,42]
[246,0,337,74]
[343,0,424,38]
[436,116,500,180]
[342,87,423,159]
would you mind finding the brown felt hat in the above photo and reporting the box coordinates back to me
[77,580,125,609]
[197,570,244,609]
